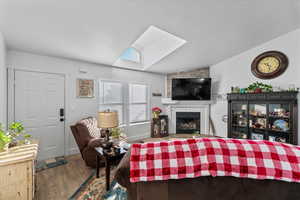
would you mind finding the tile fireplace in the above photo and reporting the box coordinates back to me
[166,104,210,135]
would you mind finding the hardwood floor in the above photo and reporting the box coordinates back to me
[34,154,93,200]
[34,135,210,200]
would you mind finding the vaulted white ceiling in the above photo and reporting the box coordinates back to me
[0,0,299,74]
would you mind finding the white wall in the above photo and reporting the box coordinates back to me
[210,29,300,143]
[0,32,6,126]
[7,50,165,155]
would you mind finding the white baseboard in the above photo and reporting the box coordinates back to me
[127,133,150,141]
[67,147,80,156]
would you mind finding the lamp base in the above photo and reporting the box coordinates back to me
[105,129,110,141]
[102,129,113,152]
[102,141,113,151]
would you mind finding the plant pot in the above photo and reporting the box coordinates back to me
[254,88,262,93]
[8,140,18,148]
[24,139,31,145]
[153,112,160,119]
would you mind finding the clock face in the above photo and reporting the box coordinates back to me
[257,56,280,74]
[251,51,288,79]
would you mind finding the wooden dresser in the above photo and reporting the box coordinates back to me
[0,141,38,200]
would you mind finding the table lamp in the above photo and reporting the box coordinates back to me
[98,111,119,143]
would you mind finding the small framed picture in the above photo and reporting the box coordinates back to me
[159,115,169,136]
[251,132,264,140]
[77,79,95,98]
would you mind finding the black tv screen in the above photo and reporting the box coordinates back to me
[172,78,211,100]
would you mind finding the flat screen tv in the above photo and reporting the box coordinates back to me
[172,78,211,100]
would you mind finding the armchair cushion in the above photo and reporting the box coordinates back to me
[78,117,101,138]
[88,138,105,149]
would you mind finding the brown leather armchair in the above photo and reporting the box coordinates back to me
[70,119,105,168]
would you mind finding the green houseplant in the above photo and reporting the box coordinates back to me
[8,122,31,147]
[111,127,126,139]
[0,123,11,151]
[0,122,31,151]
[246,82,273,93]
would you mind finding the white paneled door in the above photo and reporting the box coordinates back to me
[15,70,65,160]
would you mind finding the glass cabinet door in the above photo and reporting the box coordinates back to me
[268,103,290,143]
[231,103,248,139]
[249,103,267,140]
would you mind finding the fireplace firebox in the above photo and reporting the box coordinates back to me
[176,112,200,134]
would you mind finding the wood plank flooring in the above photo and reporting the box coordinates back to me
[34,135,211,199]
[34,154,93,200]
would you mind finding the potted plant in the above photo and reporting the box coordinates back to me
[152,107,162,119]
[0,122,31,151]
[111,127,126,139]
[246,82,273,93]
[8,122,31,147]
[110,127,128,148]
[0,124,11,152]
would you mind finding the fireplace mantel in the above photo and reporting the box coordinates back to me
[162,98,214,105]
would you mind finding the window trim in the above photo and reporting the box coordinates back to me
[99,79,126,125]
[100,79,124,104]
[128,82,150,124]
[98,79,151,127]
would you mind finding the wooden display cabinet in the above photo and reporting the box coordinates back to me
[227,92,298,144]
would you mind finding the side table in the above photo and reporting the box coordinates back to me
[95,146,127,191]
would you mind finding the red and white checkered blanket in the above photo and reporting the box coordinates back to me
[130,138,300,183]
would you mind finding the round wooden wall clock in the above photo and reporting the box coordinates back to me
[251,51,288,79]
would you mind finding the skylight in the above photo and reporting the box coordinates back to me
[113,25,186,70]
[120,47,141,63]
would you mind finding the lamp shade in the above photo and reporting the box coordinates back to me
[98,111,119,128]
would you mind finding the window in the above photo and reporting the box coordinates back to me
[99,80,149,126]
[99,81,124,125]
[120,47,141,63]
[129,83,149,123]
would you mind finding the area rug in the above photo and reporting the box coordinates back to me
[35,156,68,172]
[69,170,127,200]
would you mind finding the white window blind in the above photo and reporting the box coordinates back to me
[99,80,149,126]
[99,80,124,124]
[129,83,148,123]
